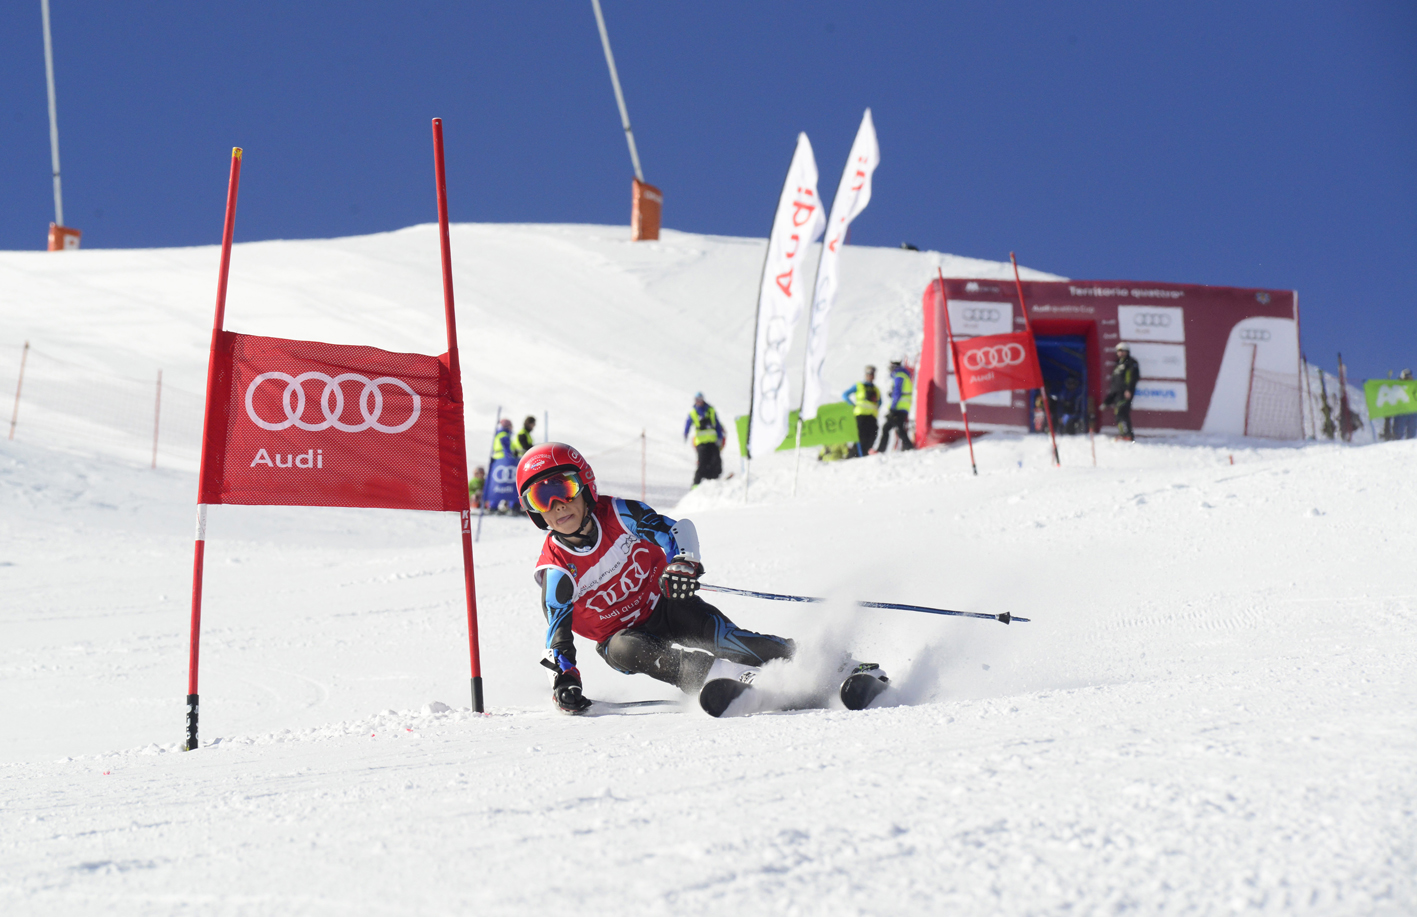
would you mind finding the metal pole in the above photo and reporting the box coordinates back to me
[185,147,243,752]
[590,0,644,183]
[152,369,162,469]
[640,429,646,501]
[40,0,64,227]
[699,583,1026,624]
[1243,344,1258,436]
[8,342,29,440]
[937,269,977,475]
[475,406,501,543]
[1302,356,1317,439]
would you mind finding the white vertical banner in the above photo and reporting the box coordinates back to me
[747,133,825,459]
[800,109,879,420]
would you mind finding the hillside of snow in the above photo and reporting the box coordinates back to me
[0,223,1060,501]
[1,227,1413,915]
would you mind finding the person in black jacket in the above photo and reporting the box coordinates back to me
[1103,342,1141,441]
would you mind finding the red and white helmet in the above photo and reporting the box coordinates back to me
[515,443,598,530]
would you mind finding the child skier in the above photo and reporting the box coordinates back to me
[515,442,796,714]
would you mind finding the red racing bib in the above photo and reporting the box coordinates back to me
[535,496,669,643]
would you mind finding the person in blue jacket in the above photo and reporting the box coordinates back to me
[683,392,726,485]
[875,359,915,452]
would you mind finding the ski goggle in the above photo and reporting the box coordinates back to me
[522,471,584,513]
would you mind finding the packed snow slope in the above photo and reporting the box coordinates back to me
[2,227,1414,915]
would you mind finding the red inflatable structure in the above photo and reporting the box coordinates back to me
[916,277,1302,446]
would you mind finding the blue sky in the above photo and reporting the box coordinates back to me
[3,2,1414,380]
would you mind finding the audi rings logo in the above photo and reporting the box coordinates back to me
[244,372,421,433]
[961,307,1000,323]
[961,343,1026,371]
[1132,313,1171,328]
[1240,328,1271,342]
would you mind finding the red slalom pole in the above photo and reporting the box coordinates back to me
[184,147,242,751]
[1011,252,1059,466]
[937,268,977,475]
[432,118,485,713]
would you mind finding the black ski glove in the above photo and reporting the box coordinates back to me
[659,556,705,601]
[540,658,592,714]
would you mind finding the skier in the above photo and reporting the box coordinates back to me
[516,443,796,714]
[1103,343,1141,441]
[842,366,882,458]
[683,392,726,485]
[513,415,537,457]
[875,359,915,452]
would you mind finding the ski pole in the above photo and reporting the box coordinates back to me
[699,583,1027,624]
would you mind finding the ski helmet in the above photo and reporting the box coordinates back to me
[515,443,598,530]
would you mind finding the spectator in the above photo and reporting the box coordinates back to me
[1051,375,1085,434]
[1397,369,1417,440]
[514,415,537,456]
[1103,343,1141,441]
[683,392,726,485]
[490,419,521,514]
[468,465,486,508]
[842,366,882,458]
[875,359,915,452]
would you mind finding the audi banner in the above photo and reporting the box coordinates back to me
[801,109,879,421]
[747,132,825,460]
[952,332,1044,401]
[197,332,469,512]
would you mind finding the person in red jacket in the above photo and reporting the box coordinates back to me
[515,443,795,713]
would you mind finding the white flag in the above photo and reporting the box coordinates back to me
[800,109,879,420]
[748,133,826,459]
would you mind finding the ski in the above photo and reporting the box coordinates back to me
[698,659,761,717]
[839,663,889,710]
[697,659,891,717]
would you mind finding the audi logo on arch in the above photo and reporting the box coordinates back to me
[244,372,421,433]
[961,307,1000,323]
[1240,328,1271,342]
[961,343,1026,371]
[1132,313,1172,328]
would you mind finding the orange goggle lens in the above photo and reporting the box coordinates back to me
[523,471,583,513]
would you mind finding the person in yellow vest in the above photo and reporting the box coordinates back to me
[683,392,726,485]
[513,415,537,456]
[875,359,915,452]
[842,365,882,458]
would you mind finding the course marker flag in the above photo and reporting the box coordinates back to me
[184,124,483,753]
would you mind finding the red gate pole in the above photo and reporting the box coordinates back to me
[8,341,28,440]
[432,118,485,714]
[185,147,242,751]
[152,369,162,469]
[937,268,977,475]
[1011,253,1060,466]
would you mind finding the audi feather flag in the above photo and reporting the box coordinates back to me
[197,332,470,512]
[801,109,879,421]
[952,332,1044,401]
[747,132,825,459]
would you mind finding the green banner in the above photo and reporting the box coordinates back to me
[734,401,860,456]
[1364,379,1417,418]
